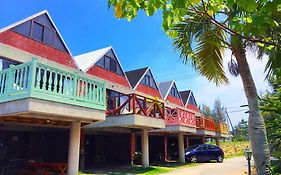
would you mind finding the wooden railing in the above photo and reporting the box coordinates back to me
[196,116,216,131]
[216,122,229,134]
[0,58,106,110]
[106,93,165,119]
[165,107,197,127]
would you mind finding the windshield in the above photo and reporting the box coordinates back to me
[185,145,199,151]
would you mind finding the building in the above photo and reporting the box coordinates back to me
[0,11,228,175]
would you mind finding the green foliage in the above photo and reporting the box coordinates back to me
[260,69,281,160]
[212,99,227,122]
[108,0,281,85]
[232,119,249,141]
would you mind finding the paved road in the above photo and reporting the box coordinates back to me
[163,156,250,175]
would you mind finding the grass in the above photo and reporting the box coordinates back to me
[207,140,250,158]
[80,141,249,175]
[79,162,199,175]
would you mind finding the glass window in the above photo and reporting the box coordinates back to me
[188,95,197,106]
[144,75,150,86]
[43,27,54,46]
[104,56,111,70]
[31,22,44,42]
[110,59,117,72]
[96,57,104,67]
[12,21,31,37]
[0,57,18,70]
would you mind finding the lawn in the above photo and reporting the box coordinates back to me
[79,141,249,175]
[79,162,199,175]
[207,140,250,158]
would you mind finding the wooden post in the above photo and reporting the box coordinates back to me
[130,133,136,165]
[164,136,168,161]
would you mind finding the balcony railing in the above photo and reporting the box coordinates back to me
[196,116,216,131]
[106,93,165,119]
[165,107,197,127]
[0,58,106,110]
[216,122,229,134]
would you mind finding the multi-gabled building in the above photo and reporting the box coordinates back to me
[0,11,229,175]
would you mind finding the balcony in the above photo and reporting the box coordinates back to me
[87,93,165,129]
[160,107,197,133]
[0,58,106,124]
[215,122,229,137]
[196,116,216,136]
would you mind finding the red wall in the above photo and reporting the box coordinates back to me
[0,30,76,68]
[166,95,183,106]
[186,104,200,112]
[87,65,130,88]
[136,84,162,99]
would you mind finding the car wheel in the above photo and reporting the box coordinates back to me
[217,155,224,163]
[190,156,197,163]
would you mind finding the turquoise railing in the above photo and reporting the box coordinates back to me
[0,58,106,110]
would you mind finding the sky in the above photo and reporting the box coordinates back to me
[0,0,271,125]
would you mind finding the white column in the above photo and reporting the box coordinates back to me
[67,121,81,175]
[141,129,149,168]
[178,132,185,163]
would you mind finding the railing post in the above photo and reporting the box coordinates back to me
[28,58,38,92]
[5,65,15,97]
[143,97,147,116]
[73,73,77,101]
[132,94,136,114]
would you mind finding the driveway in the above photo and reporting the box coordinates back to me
[163,156,250,175]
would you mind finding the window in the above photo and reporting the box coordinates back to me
[0,57,18,70]
[31,22,44,42]
[11,15,68,52]
[169,86,180,98]
[144,75,150,86]
[97,56,123,76]
[141,73,157,89]
[43,27,54,46]
[188,95,197,106]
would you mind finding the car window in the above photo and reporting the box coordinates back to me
[197,145,207,150]
[208,145,219,150]
[185,145,198,151]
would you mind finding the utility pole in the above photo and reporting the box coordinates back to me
[225,108,237,140]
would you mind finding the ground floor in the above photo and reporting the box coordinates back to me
[0,122,224,175]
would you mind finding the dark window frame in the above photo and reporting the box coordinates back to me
[96,55,123,76]
[12,19,67,53]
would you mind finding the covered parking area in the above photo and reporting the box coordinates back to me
[0,122,69,175]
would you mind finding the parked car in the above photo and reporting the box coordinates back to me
[185,144,224,163]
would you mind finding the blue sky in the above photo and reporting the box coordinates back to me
[0,0,270,125]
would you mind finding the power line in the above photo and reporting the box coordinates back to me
[227,109,248,113]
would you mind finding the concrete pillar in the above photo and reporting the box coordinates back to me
[201,136,206,144]
[215,137,221,147]
[141,129,149,168]
[67,121,81,175]
[178,132,185,163]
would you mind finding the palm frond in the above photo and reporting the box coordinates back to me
[195,26,228,85]
[265,48,281,79]
[173,17,228,85]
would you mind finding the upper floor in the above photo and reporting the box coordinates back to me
[0,10,228,134]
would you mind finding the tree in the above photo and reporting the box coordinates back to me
[108,1,281,174]
[232,119,249,141]
[199,104,213,117]
[260,69,281,159]
[213,99,226,123]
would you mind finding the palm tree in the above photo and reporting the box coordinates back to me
[173,12,271,174]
